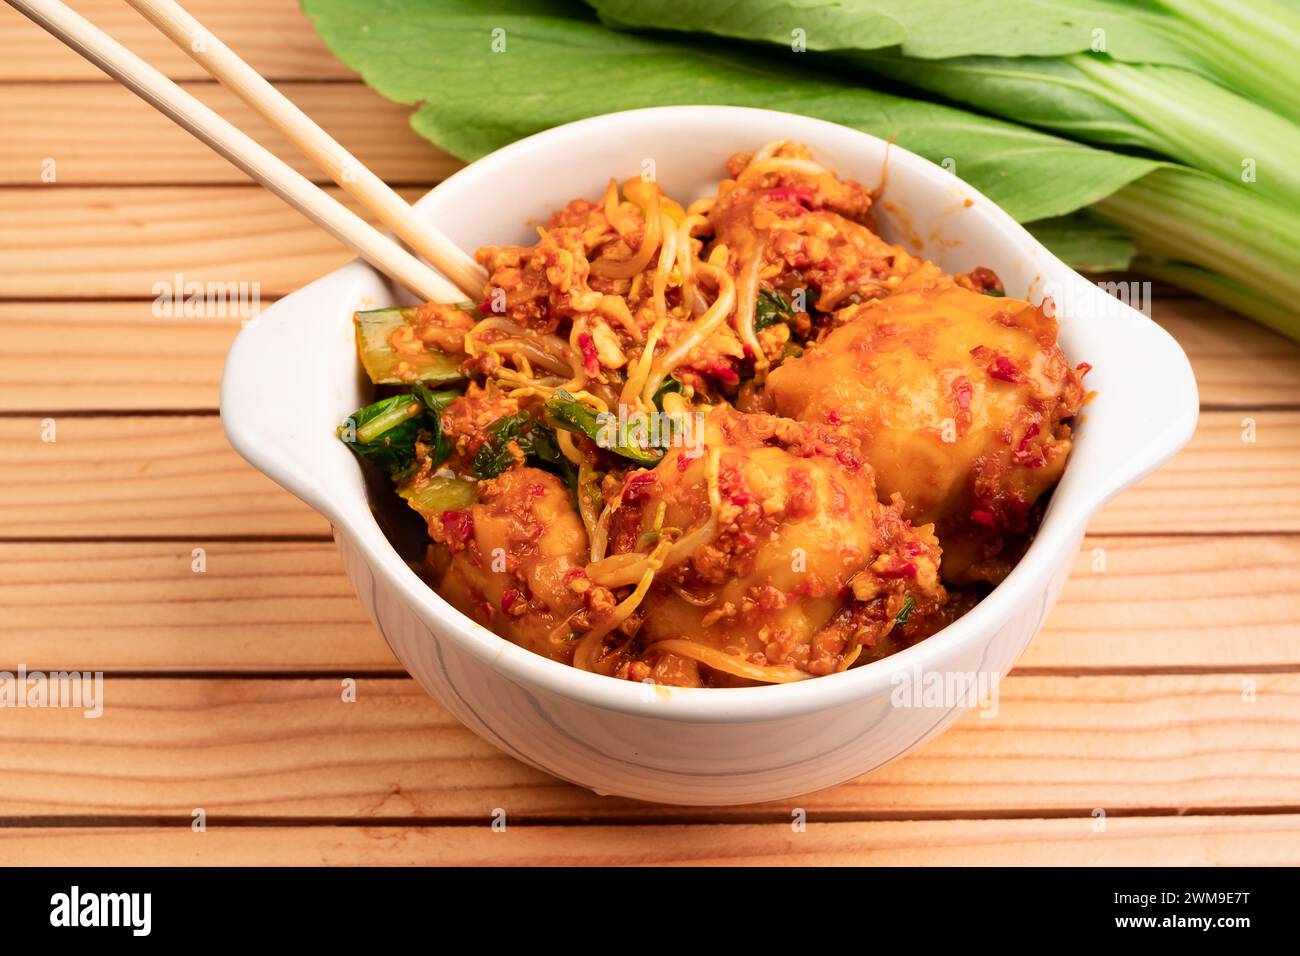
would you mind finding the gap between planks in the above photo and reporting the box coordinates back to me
[0,0,351,83]
[2,0,1292,863]
[2,535,1297,673]
[6,804,1300,829]
[0,817,1298,866]
[4,411,1296,537]
[3,292,1295,412]
[0,674,1294,822]
[0,185,430,299]
[0,82,456,187]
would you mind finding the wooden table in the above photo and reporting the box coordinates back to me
[2,0,1298,866]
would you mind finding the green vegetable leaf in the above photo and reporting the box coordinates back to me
[338,393,431,480]
[1130,257,1297,343]
[1025,212,1134,273]
[854,51,1300,208]
[651,376,682,411]
[577,466,605,519]
[588,0,1207,66]
[587,0,1300,116]
[470,412,534,479]
[545,388,664,465]
[301,0,1155,223]
[469,410,583,482]
[1094,168,1300,340]
[524,422,580,489]
[303,0,1300,337]
[338,385,461,480]
[397,474,479,520]
[753,286,796,331]
[411,384,461,416]
[895,592,915,627]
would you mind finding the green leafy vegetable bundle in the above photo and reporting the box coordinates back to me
[336,310,671,509]
[302,0,1300,339]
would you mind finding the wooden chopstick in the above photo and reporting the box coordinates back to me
[6,0,465,305]
[125,0,488,301]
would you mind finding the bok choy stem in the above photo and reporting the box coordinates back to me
[1095,169,1300,339]
[1069,56,1300,208]
[1071,55,1300,208]
[859,50,1300,208]
[355,397,421,445]
[1152,0,1300,117]
[1132,258,1298,341]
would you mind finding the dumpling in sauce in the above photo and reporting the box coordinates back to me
[436,468,589,663]
[587,405,945,686]
[767,267,1087,583]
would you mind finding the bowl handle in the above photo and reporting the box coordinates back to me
[1055,276,1200,519]
[219,274,373,530]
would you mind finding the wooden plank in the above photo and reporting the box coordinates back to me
[0,82,456,186]
[0,301,240,412]
[2,536,1295,673]
[1021,534,1300,671]
[1089,409,1300,534]
[0,542,394,672]
[0,674,1293,820]
[1,815,1296,866]
[1154,297,1300,408]
[1,411,1292,539]
[0,416,326,538]
[0,185,426,299]
[13,183,1289,372]
[0,0,350,81]
[5,296,1295,414]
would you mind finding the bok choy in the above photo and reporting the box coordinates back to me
[337,386,457,480]
[545,389,664,466]
[303,0,1300,339]
[355,306,464,385]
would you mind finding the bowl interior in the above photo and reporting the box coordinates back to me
[222,106,1197,718]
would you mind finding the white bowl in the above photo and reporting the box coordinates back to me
[221,106,1198,805]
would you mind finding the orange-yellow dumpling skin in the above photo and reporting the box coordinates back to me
[437,468,589,662]
[597,406,943,684]
[767,268,1086,583]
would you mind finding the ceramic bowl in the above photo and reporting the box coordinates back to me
[221,106,1198,805]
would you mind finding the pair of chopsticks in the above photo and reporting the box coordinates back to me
[8,0,486,304]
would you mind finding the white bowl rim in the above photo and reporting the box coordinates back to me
[223,105,1199,724]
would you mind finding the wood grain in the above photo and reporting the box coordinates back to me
[0,675,1293,821]
[0,0,349,81]
[2,815,1296,866]
[1155,298,1300,408]
[0,541,393,672]
[2,536,1296,673]
[0,185,425,299]
[0,82,456,186]
[1021,534,1300,671]
[2,411,1293,538]
[4,297,1294,413]
[2,0,1293,869]
[1087,410,1300,534]
[7,181,1295,391]
[0,415,326,538]
[0,301,240,412]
